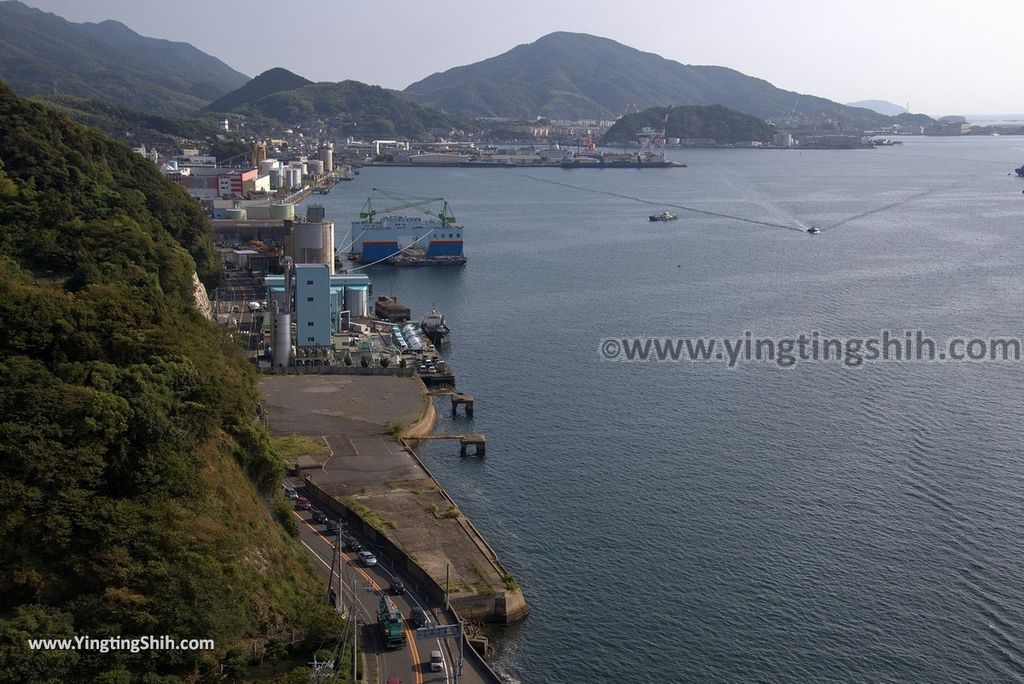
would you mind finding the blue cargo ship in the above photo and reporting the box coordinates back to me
[350,190,466,266]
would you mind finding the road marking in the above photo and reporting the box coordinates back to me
[293,511,425,684]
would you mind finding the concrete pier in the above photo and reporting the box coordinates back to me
[451,392,474,416]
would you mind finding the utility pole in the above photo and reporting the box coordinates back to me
[445,562,450,610]
[352,575,358,683]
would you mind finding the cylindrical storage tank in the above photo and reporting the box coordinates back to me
[269,168,282,189]
[306,159,324,177]
[290,221,334,273]
[270,202,295,220]
[224,207,247,220]
[319,145,333,172]
[286,168,302,189]
[344,285,368,318]
[258,158,278,175]
[272,312,291,367]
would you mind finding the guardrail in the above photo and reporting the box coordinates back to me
[301,479,506,684]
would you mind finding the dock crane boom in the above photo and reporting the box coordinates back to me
[360,188,456,227]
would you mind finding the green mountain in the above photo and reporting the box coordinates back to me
[603,105,775,144]
[214,74,474,139]
[0,0,248,116]
[204,67,311,113]
[33,93,223,145]
[0,81,337,681]
[404,32,889,128]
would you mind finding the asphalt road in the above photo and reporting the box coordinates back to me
[213,270,264,357]
[292,503,487,684]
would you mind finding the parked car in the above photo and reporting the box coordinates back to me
[311,510,327,524]
[430,650,444,672]
[345,536,363,552]
[386,678,402,684]
[358,551,377,567]
[389,578,406,595]
[324,519,339,533]
[283,486,298,500]
[295,496,312,511]
[410,606,430,628]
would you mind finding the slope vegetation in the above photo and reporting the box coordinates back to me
[0,81,336,682]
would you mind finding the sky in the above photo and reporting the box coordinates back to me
[20,0,1024,115]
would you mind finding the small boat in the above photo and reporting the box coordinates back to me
[649,211,678,222]
[419,308,451,346]
[1015,164,1024,178]
[806,226,821,234]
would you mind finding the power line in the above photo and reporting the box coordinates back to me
[516,173,807,232]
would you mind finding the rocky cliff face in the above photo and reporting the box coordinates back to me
[192,271,213,319]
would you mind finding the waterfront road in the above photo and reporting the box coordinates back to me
[293,506,488,684]
[213,270,263,358]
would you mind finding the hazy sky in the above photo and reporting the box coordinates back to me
[21,0,1024,115]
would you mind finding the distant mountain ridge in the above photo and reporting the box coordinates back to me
[404,32,889,127]
[846,99,908,116]
[0,0,248,116]
[209,71,473,139]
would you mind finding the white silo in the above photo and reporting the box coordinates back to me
[306,159,324,177]
[289,221,335,274]
[319,143,333,172]
[272,311,291,367]
[344,285,368,318]
[270,202,295,220]
[258,158,279,175]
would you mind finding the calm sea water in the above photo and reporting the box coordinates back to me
[302,137,1024,683]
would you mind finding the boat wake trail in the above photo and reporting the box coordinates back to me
[825,185,952,230]
[517,174,807,232]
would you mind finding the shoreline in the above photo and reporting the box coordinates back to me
[260,374,528,625]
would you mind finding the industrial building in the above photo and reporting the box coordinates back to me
[263,262,371,367]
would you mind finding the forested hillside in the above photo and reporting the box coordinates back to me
[0,80,336,682]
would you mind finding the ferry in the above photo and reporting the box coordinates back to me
[350,191,466,266]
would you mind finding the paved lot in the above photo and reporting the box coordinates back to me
[261,375,430,492]
[260,375,517,620]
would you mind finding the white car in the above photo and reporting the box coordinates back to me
[358,550,377,567]
[247,301,261,312]
[430,650,444,672]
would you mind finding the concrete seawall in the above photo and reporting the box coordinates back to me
[260,374,528,625]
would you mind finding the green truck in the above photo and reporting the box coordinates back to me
[378,595,407,649]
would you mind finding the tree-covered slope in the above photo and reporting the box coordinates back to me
[0,81,336,682]
[603,104,776,144]
[204,67,312,114]
[222,77,474,139]
[404,31,889,128]
[0,0,248,117]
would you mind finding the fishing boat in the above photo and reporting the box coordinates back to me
[806,226,821,234]
[649,211,678,222]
